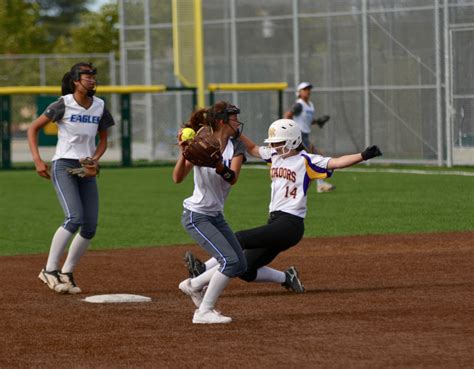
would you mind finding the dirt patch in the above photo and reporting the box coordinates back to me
[0,232,472,369]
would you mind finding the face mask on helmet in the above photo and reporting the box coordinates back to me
[214,104,241,122]
[78,68,97,79]
[264,119,302,155]
[76,68,97,97]
[213,103,242,138]
[228,115,244,139]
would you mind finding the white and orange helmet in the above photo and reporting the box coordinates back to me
[264,119,302,153]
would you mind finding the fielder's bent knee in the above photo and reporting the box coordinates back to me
[222,258,247,278]
[80,230,95,239]
[64,222,80,234]
[80,225,97,239]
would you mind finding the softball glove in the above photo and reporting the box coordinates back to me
[312,115,330,128]
[67,157,100,178]
[182,126,222,168]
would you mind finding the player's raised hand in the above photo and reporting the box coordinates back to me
[361,145,382,160]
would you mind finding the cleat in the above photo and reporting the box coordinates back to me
[184,251,206,278]
[38,268,69,293]
[282,266,305,293]
[192,309,232,324]
[317,181,336,193]
[179,278,203,308]
[58,272,82,294]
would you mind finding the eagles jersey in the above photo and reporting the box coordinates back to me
[258,147,333,218]
[292,98,315,134]
[183,138,246,216]
[43,94,115,161]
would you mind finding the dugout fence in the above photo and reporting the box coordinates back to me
[0,85,196,169]
[0,82,287,169]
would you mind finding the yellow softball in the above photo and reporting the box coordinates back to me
[180,127,196,141]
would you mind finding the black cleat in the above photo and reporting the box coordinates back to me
[282,266,305,293]
[184,251,206,278]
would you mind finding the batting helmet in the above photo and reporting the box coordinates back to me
[264,119,302,153]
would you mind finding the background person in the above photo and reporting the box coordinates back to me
[285,82,335,193]
[27,62,115,294]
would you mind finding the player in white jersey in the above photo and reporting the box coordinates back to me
[184,119,382,293]
[27,62,115,294]
[173,101,247,324]
[285,82,335,193]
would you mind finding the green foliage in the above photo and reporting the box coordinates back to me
[54,4,119,54]
[35,0,90,45]
[0,1,48,54]
[0,166,473,256]
[0,0,118,56]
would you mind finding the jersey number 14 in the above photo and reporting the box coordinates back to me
[285,186,297,199]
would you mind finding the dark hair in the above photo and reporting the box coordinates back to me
[184,101,240,132]
[296,143,306,152]
[61,62,96,95]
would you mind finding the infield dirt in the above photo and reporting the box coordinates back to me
[0,232,472,369]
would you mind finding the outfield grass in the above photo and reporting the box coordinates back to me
[1,165,473,256]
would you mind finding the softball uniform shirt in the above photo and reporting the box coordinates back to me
[183,138,246,216]
[292,98,315,134]
[258,147,333,218]
[44,94,115,161]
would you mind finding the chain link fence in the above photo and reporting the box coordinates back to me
[3,2,473,166]
[119,0,474,165]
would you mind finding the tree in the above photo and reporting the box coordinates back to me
[54,3,119,54]
[0,0,48,54]
[52,3,119,85]
[33,0,90,45]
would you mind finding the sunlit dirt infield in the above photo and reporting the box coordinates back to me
[0,232,472,369]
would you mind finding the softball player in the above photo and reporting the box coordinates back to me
[285,82,335,193]
[184,119,382,292]
[27,62,115,294]
[173,101,247,324]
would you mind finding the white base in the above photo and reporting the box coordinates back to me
[83,294,152,303]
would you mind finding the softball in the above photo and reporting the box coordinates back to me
[180,127,196,141]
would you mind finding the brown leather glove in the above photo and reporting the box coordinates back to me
[182,126,222,168]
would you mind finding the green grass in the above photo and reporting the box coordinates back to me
[1,165,473,256]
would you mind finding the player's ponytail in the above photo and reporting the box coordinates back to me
[187,108,207,131]
[61,72,75,95]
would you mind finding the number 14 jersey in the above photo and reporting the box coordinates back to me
[258,147,333,218]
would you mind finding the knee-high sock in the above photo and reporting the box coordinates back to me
[254,266,285,283]
[204,257,218,270]
[199,270,230,312]
[61,234,91,273]
[190,265,219,290]
[46,227,74,271]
